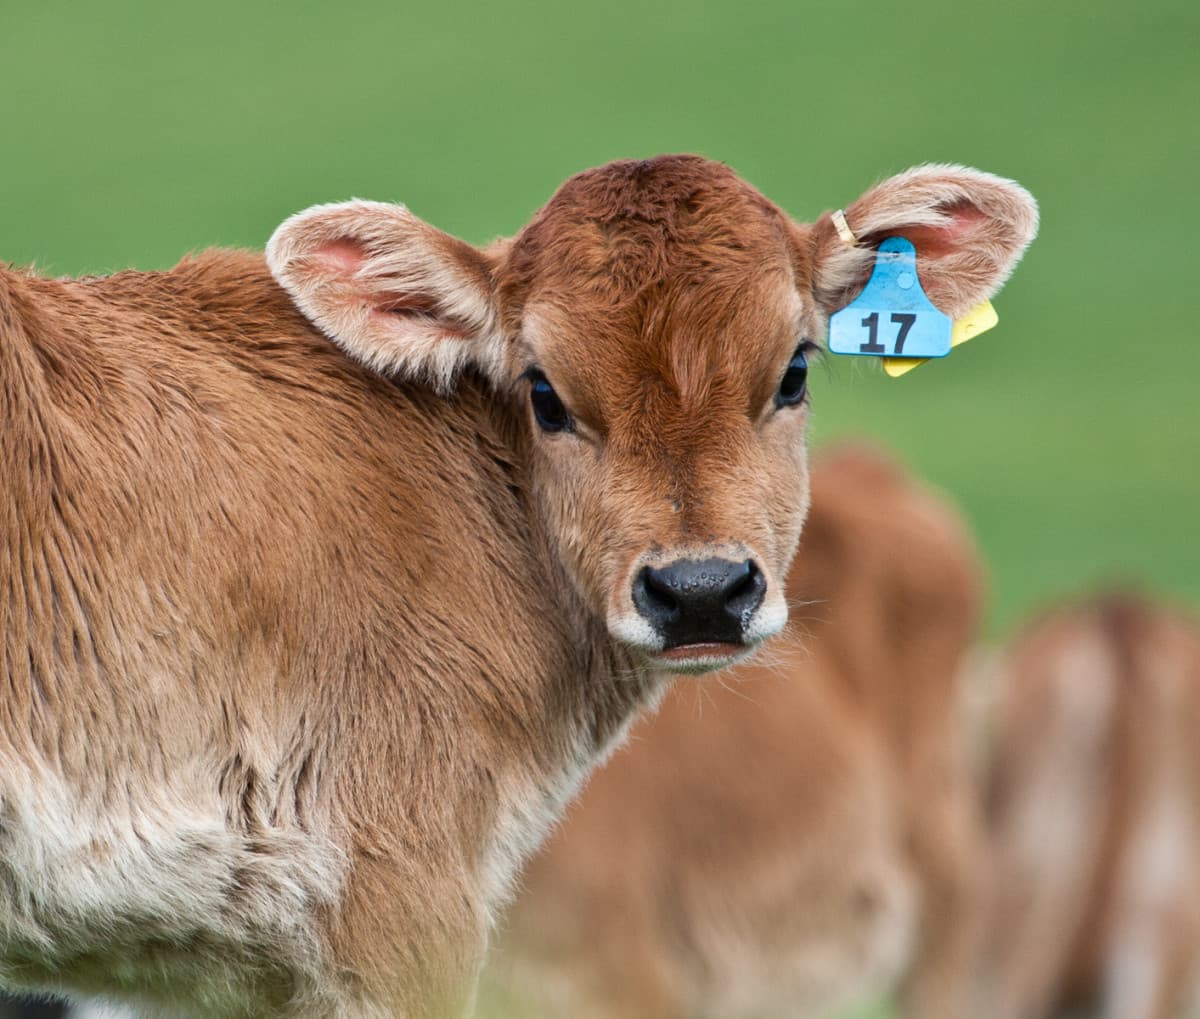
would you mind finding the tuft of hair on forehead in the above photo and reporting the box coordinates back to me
[548,155,768,225]
[499,155,793,311]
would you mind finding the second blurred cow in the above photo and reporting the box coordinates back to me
[984,594,1200,1019]
[483,445,986,1019]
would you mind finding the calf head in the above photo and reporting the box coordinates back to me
[268,156,1036,674]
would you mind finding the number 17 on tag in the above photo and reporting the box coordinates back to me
[828,237,953,360]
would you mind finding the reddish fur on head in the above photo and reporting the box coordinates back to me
[488,158,813,653]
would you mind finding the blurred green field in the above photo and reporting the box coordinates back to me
[3,0,1197,639]
[3,5,1196,1019]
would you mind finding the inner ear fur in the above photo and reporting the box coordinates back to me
[810,164,1039,319]
[266,200,506,390]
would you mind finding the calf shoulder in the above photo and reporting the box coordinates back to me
[0,253,639,1010]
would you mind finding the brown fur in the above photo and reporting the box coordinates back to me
[482,444,987,1019]
[0,156,1035,1016]
[983,594,1200,1018]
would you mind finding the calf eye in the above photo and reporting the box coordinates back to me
[527,371,573,433]
[776,344,810,408]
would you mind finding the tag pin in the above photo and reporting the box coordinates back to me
[831,209,857,246]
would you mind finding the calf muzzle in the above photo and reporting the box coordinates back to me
[632,557,766,649]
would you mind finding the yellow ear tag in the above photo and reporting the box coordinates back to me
[882,300,998,377]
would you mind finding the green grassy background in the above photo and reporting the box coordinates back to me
[1,2,1195,1016]
[3,0,1197,640]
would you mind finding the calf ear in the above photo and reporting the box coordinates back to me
[267,201,505,390]
[811,165,1039,319]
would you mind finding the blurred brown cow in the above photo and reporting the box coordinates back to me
[482,444,987,1019]
[983,594,1200,1019]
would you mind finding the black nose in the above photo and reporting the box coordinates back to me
[632,557,767,648]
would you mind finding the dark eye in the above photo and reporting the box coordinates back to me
[776,344,810,408]
[527,371,573,433]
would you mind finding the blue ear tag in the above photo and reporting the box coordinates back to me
[828,237,952,360]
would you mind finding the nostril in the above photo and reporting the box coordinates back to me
[634,566,681,624]
[725,560,755,599]
[724,559,766,618]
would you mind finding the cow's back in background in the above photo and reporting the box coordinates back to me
[983,593,1200,1019]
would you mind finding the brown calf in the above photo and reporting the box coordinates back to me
[482,444,987,1019]
[983,594,1200,1018]
[0,156,1035,1016]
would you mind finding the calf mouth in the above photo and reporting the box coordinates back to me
[651,640,758,675]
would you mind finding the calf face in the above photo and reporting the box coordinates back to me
[268,156,1035,674]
